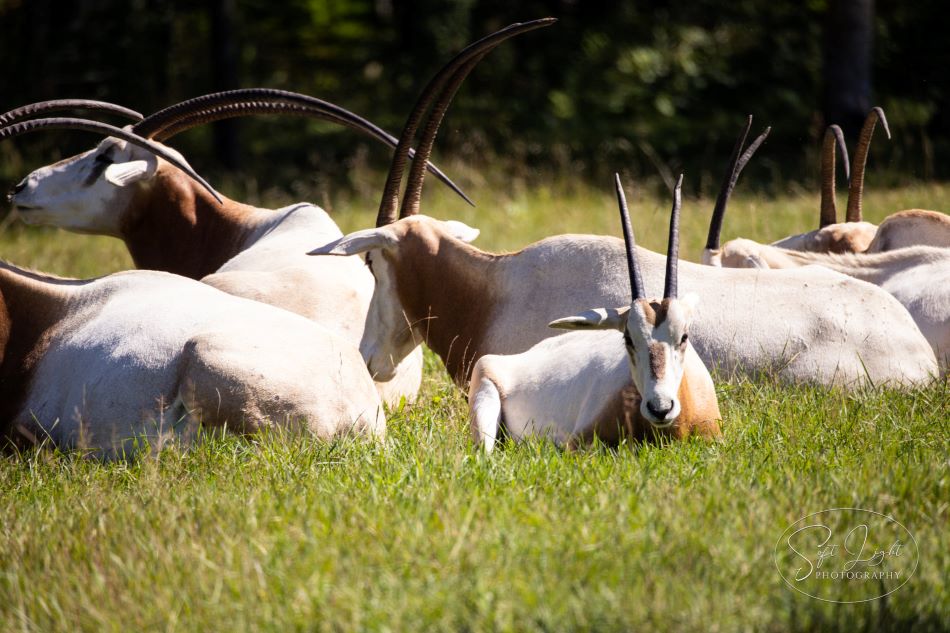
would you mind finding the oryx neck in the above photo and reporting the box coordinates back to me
[120,166,259,279]
[393,226,501,384]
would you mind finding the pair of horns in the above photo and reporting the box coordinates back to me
[820,107,890,227]
[0,116,221,203]
[374,17,557,227]
[615,173,683,301]
[130,88,470,204]
[704,115,772,250]
[0,88,473,205]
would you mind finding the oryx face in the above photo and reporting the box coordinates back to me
[622,296,696,425]
[550,293,698,427]
[9,137,164,236]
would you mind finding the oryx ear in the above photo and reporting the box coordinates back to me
[443,220,480,243]
[104,160,155,187]
[308,227,398,256]
[548,307,630,331]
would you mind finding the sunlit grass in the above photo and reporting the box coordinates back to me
[1,179,948,631]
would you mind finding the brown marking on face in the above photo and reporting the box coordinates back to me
[387,219,500,385]
[0,266,70,449]
[649,342,666,379]
[120,163,254,279]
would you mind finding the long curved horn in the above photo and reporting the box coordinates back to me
[615,174,645,301]
[704,116,771,250]
[376,17,557,227]
[150,99,473,207]
[398,53,485,218]
[664,174,684,299]
[819,125,848,228]
[0,118,221,203]
[0,100,143,127]
[845,106,890,223]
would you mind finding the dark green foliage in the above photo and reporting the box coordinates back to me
[0,1,946,197]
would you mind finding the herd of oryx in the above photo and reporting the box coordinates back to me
[0,19,947,458]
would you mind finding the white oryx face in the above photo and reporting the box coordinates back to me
[551,294,698,426]
[8,136,171,236]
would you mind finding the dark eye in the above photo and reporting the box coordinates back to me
[680,333,688,345]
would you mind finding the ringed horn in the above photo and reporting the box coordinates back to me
[0,99,143,127]
[615,172,683,301]
[374,17,558,227]
[0,117,221,202]
[818,124,850,228]
[128,88,472,205]
[845,106,891,223]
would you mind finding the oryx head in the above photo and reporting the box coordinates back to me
[309,18,556,381]
[4,89,472,237]
[549,174,697,427]
[1,102,219,234]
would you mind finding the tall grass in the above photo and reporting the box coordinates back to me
[1,179,948,631]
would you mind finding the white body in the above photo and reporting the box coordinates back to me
[11,138,423,406]
[13,269,384,458]
[771,221,878,254]
[315,216,939,389]
[469,327,720,452]
[709,239,949,371]
[202,202,424,404]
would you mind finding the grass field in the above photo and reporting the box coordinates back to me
[1,178,948,631]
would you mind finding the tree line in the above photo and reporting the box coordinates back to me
[0,0,946,194]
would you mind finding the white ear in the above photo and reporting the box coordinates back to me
[104,160,154,187]
[670,293,699,323]
[443,220,480,243]
[308,227,398,256]
[549,307,630,331]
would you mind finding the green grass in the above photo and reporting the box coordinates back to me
[1,179,949,631]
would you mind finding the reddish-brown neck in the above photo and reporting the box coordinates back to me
[120,166,258,279]
[0,267,70,446]
[390,225,500,384]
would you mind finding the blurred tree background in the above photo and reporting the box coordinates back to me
[0,0,946,199]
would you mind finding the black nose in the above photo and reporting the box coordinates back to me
[646,401,673,420]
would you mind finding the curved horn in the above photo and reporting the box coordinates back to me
[0,118,221,203]
[0,100,143,127]
[151,99,472,207]
[845,106,890,223]
[819,125,848,228]
[664,174,684,299]
[704,116,771,250]
[375,17,557,227]
[615,174,645,301]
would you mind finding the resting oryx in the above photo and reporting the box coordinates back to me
[2,89,471,407]
[311,86,937,387]
[469,175,720,451]
[703,147,950,371]
[768,109,885,254]
[759,108,949,255]
[0,261,385,460]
